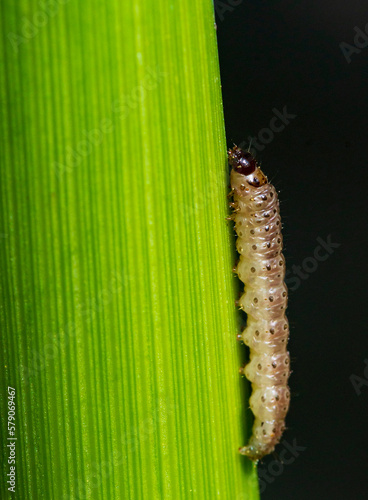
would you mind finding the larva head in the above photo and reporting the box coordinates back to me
[228,146,267,187]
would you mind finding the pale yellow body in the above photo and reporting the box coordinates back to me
[231,168,290,461]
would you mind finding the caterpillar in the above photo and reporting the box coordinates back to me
[228,145,290,462]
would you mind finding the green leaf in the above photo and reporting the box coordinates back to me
[0,0,259,498]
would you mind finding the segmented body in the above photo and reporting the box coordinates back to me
[228,146,290,461]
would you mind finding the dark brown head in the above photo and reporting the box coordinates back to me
[228,145,267,187]
[228,146,257,174]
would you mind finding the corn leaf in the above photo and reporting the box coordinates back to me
[0,0,259,498]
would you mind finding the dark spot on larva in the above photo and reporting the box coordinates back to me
[238,221,242,226]
[266,242,271,248]
[284,324,288,330]
[270,328,275,334]
[258,363,262,369]
[282,339,285,343]
[286,392,290,398]
[238,231,243,236]
[284,407,287,411]
[276,221,280,225]
[261,396,265,402]
[256,203,262,207]
[282,291,286,297]
[280,306,284,309]
[269,296,274,302]
[272,427,277,433]
[261,195,267,200]
[240,184,246,190]
[265,226,269,231]
[277,238,281,243]
[251,267,256,273]
[255,330,260,336]
[261,422,264,426]
[254,297,258,303]
[283,372,286,376]
[263,429,267,435]
[266,264,271,271]
[279,261,283,265]
[270,192,274,197]
[285,359,289,365]
[273,209,277,213]
[264,212,270,218]
[275,395,280,401]
[252,244,257,250]
[250,229,255,234]
[272,362,277,368]
[253,177,260,186]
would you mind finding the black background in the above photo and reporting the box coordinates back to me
[216,1,368,498]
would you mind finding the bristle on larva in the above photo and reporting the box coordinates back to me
[228,145,290,462]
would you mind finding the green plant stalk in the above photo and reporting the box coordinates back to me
[0,0,259,498]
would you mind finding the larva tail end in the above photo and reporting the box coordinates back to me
[238,445,262,462]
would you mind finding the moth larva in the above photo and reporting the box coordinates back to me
[228,145,290,462]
